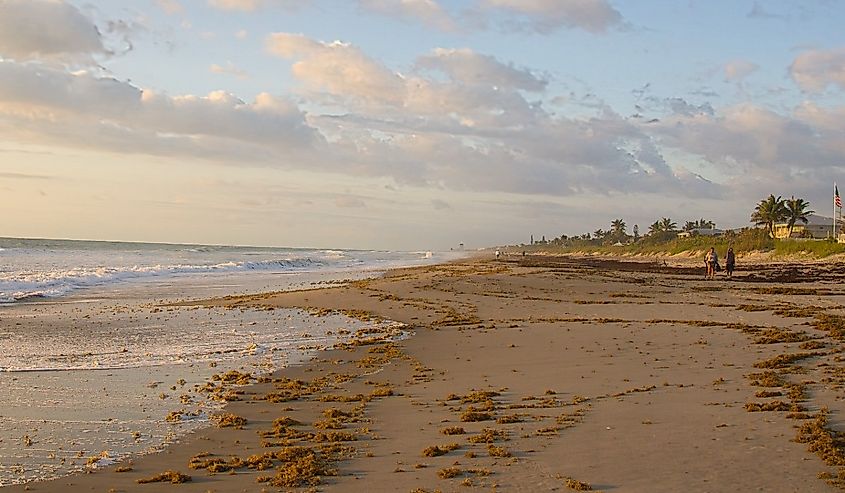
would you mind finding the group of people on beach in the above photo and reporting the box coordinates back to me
[704,246,735,279]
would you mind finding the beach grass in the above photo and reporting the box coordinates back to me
[513,228,845,258]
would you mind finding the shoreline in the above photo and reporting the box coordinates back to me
[6,256,845,491]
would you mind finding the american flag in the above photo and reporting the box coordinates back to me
[837,185,842,208]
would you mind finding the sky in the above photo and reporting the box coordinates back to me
[1,0,845,250]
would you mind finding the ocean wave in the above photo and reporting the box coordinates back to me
[0,258,318,303]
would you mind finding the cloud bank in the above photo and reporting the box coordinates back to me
[0,0,104,61]
[1,3,844,207]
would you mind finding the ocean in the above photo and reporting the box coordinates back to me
[0,237,464,485]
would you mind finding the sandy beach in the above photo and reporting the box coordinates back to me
[7,255,845,492]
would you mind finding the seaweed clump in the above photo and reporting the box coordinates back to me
[257,447,337,488]
[795,408,845,467]
[563,476,593,491]
[136,470,191,484]
[753,352,818,369]
[460,407,493,422]
[422,443,461,457]
[212,412,248,429]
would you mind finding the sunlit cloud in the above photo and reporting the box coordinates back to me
[156,0,185,15]
[790,47,845,92]
[0,61,320,160]
[480,0,623,33]
[210,62,249,79]
[724,59,759,82]
[357,0,457,31]
[207,0,312,11]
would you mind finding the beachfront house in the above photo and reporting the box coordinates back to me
[772,214,833,239]
[677,226,724,239]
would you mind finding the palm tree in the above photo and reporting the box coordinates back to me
[593,229,605,240]
[683,221,696,232]
[697,218,715,229]
[784,196,814,237]
[659,217,677,233]
[648,221,662,236]
[610,219,626,235]
[751,194,788,237]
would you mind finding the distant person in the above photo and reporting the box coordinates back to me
[704,247,718,279]
[725,248,735,278]
[495,250,500,260]
[522,251,526,257]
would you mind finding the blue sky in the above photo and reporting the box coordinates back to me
[1,0,844,249]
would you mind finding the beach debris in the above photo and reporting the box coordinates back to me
[85,451,115,468]
[437,466,463,479]
[754,328,813,344]
[795,408,845,468]
[747,371,786,388]
[460,408,493,422]
[468,428,508,444]
[256,447,337,487]
[210,370,254,385]
[211,412,248,429]
[487,444,511,457]
[422,444,461,457]
[812,313,845,340]
[744,400,793,412]
[136,470,191,484]
[562,476,593,491]
[313,431,356,442]
[753,352,820,369]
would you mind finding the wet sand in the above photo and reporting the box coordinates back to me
[8,255,845,492]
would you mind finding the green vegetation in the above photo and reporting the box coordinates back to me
[751,194,789,237]
[523,228,771,255]
[510,194,845,258]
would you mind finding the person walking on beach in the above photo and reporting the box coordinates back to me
[495,250,500,260]
[704,247,718,279]
[725,247,735,278]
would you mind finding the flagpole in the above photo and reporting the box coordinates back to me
[835,182,839,241]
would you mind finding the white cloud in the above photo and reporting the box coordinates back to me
[156,0,185,15]
[266,33,405,106]
[210,62,248,79]
[653,103,844,183]
[790,47,845,92]
[358,0,456,31]
[14,30,832,202]
[0,61,320,160]
[208,0,262,10]
[724,59,759,82]
[265,33,714,196]
[480,0,623,33]
[416,48,546,91]
[0,0,104,61]
[207,0,311,11]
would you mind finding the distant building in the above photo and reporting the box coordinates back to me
[677,227,724,238]
[773,214,833,239]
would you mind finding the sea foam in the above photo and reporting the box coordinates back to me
[0,258,317,303]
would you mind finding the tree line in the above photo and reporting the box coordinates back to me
[533,194,815,248]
